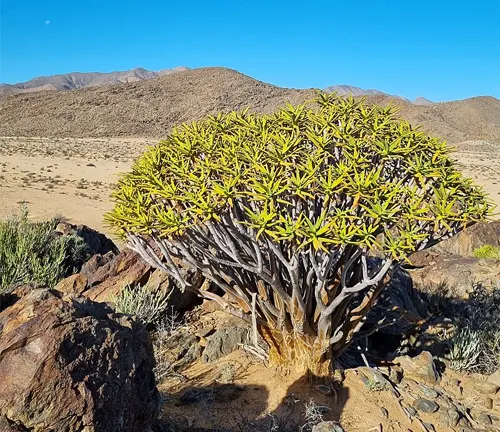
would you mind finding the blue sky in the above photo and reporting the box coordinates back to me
[1,0,499,102]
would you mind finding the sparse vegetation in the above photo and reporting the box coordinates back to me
[301,399,328,431]
[151,307,184,382]
[0,207,91,293]
[107,94,490,373]
[428,283,500,373]
[110,283,173,327]
[217,363,237,384]
[445,327,483,371]
[473,244,500,259]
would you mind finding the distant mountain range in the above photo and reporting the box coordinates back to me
[0,67,188,97]
[1,67,499,145]
[323,85,434,105]
[1,67,434,105]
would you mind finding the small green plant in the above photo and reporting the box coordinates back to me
[473,244,500,259]
[111,284,172,327]
[445,327,483,371]
[0,207,89,293]
[217,363,237,384]
[365,377,387,392]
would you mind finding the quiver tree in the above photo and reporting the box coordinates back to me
[106,93,491,374]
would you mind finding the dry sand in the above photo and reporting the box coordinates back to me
[1,137,499,241]
[0,136,154,237]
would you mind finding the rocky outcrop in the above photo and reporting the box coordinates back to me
[407,254,500,297]
[427,221,500,257]
[56,248,203,312]
[0,289,159,432]
[202,326,251,363]
[395,351,440,384]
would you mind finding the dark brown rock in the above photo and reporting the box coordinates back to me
[84,249,152,301]
[432,221,500,257]
[55,273,88,296]
[0,285,37,312]
[0,289,159,432]
[63,248,201,313]
[80,250,116,276]
[55,247,203,315]
[145,268,201,313]
[408,222,500,265]
[84,248,148,288]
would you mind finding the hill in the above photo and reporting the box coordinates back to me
[0,68,317,138]
[1,67,499,143]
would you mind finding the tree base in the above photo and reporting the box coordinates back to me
[260,328,333,376]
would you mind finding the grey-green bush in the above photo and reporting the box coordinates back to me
[0,208,90,293]
[111,284,172,327]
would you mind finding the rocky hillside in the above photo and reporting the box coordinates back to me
[0,68,317,138]
[1,67,499,144]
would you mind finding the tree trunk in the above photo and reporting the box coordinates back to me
[260,327,332,376]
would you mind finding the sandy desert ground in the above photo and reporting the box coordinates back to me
[1,136,499,241]
[0,136,155,237]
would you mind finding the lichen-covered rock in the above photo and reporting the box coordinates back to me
[202,326,250,363]
[312,422,345,432]
[0,289,159,432]
[55,272,88,296]
[413,398,439,413]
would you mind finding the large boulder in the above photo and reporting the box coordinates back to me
[367,265,427,335]
[395,351,440,384]
[0,289,159,432]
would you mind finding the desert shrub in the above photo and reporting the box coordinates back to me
[106,93,490,373]
[426,283,500,373]
[473,244,500,259]
[445,327,483,371]
[111,284,172,327]
[301,399,328,431]
[0,208,90,293]
[451,285,500,373]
